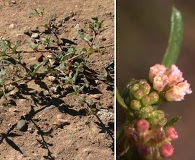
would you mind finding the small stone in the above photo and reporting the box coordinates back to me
[11,1,16,4]
[56,114,64,119]
[17,120,27,131]
[9,24,15,29]
[89,94,101,100]
[31,33,39,39]
[57,119,69,126]
[50,86,58,94]
[43,90,50,96]
[48,76,56,82]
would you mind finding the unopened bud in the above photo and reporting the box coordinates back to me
[149,91,159,104]
[140,106,153,119]
[166,127,178,140]
[150,110,166,126]
[133,89,144,100]
[160,143,174,157]
[139,79,148,85]
[139,80,151,95]
[137,119,150,133]
[130,100,141,110]
[141,95,151,106]
[131,83,140,92]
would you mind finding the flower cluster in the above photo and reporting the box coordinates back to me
[149,64,192,101]
[125,119,178,159]
[119,64,192,159]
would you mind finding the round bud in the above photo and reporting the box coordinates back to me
[160,143,174,157]
[130,100,141,110]
[137,119,150,133]
[149,91,159,104]
[141,95,151,106]
[166,127,178,140]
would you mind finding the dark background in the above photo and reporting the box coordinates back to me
[117,1,195,159]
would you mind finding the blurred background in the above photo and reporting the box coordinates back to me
[117,1,195,159]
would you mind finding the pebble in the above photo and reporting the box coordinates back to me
[89,94,102,100]
[97,109,114,122]
[50,86,58,94]
[31,33,39,39]
[17,120,27,131]
[48,76,56,82]
[9,24,15,29]
[56,113,64,119]
[11,0,16,4]
[57,119,69,126]
[43,90,50,96]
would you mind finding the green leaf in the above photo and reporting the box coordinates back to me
[79,32,89,42]
[116,88,128,110]
[162,7,183,68]
[164,116,181,129]
[31,61,45,76]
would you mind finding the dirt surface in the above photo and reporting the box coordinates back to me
[0,1,114,160]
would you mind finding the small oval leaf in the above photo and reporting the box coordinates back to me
[162,7,183,68]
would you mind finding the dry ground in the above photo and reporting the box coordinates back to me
[0,1,114,160]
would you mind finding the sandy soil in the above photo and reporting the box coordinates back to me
[0,0,114,160]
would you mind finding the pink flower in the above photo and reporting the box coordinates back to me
[153,73,168,91]
[149,64,167,83]
[165,80,192,101]
[177,80,192,94]
[166,65,184,86]
[165,85,185,101]
[166,127,178,140]
[137,119,150,133]
[160,143,174,157]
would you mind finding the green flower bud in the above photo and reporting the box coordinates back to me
[149,91,159,104]
[140,106,153,119]
[139,79,148,85]
[131,100,141,110]
[140,82,151,95]
[150,110,166,126]
[133,89,144,100]
[131,83,140,92]
[141,95,152,106]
